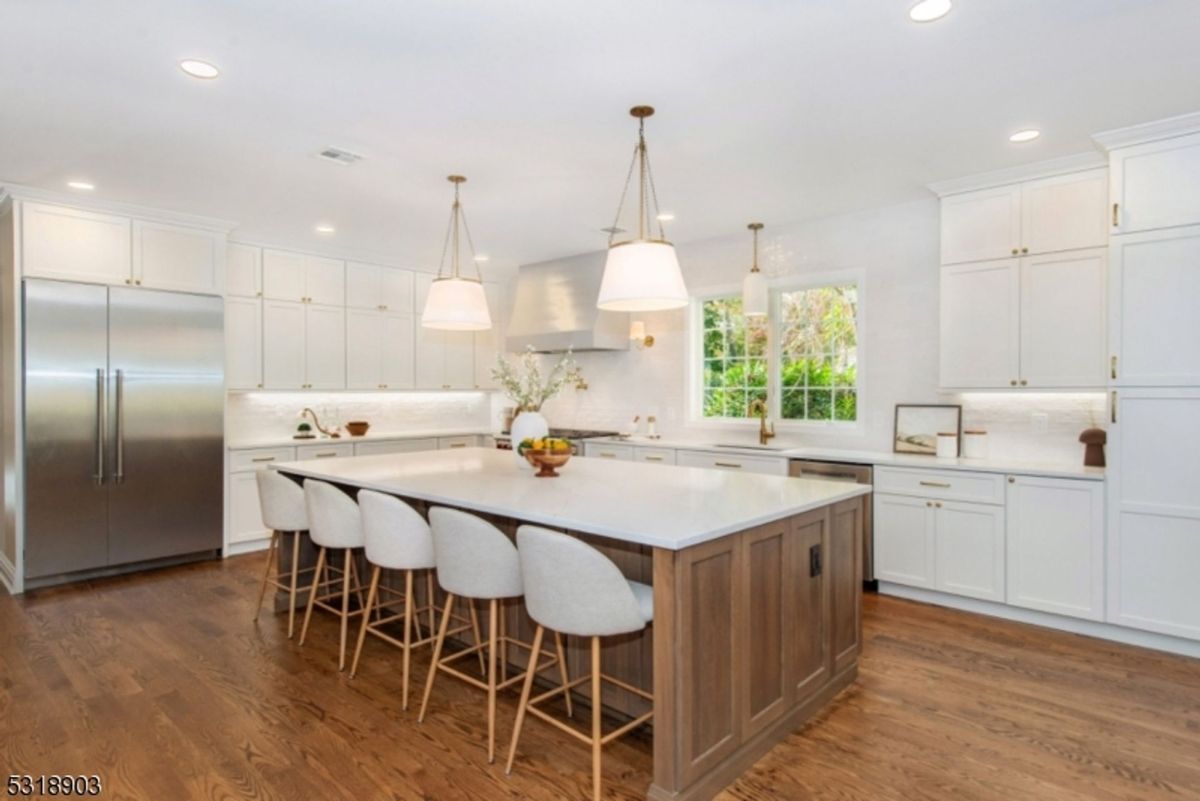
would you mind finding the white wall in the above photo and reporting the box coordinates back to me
[536,198,1104,465]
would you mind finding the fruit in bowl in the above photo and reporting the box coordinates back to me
[520,437,572,477]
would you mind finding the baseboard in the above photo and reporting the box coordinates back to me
[224,537,272,558]
[0,550,16,595]
[879,583,1200,660]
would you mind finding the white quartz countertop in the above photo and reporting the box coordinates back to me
[270,447,871,551]
[584,435,1105,481]
[227,428,492,451]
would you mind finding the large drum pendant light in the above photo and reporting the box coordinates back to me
[596,106,689,312]
[742,223,768,317]
[421,174,492,331]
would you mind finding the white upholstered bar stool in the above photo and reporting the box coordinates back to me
[253,469,312,638]
[418,506,572,764]
[298,479,369,671]
[506,525,654,801]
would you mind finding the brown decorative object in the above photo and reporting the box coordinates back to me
[524,448,571,477]
[345,421,370,437]
[1079,427,1107,467]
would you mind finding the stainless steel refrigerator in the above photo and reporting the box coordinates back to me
[23,278,224,584]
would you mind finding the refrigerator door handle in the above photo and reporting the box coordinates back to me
[94,368,106,485]
[115,368,125,484]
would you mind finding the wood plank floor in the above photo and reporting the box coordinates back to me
[1,554,1197,800]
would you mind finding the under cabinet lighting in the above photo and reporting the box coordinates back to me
[66,180,95,191]
[315,224,336,234]
[473,254,489,262]
[656,212,675,222]
[179,59,220,79]
[909,0,952,22]
[1009,129,1041,143]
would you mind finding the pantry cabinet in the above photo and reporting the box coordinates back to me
[345,261,414,312]
[346,308,415,389]
[262,300,345,389]
[21,202,132,285]
[226,243,262,298]
[262,249,345,306]
[1110,132,1200,235]
[225,296,263,389]
[132,220,224,294]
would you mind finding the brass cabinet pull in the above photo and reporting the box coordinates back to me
[1111,390,1118,424]
[315,452,339,458]
[1111,355,1118,380]
[599,452,617,458]
[1112,202,1120,227]
[715,462,743,468]
[919,480,951,488]
[251,456,276,463]
[644,455,664,462]
[449,443,467,448]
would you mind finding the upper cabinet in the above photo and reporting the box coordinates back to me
[133,220,224,294]
[262,248,344,306]
[939,260,1020,388]
[21,202,131,285]
[940,169,1108,265]
[1110,132,1200,235]
[346,261,414,312]
[226,243,262,298]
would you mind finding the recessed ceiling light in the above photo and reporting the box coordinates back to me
[473,254,489,262]
[314,224,335,235]
[66,180,95,191]
[179,59,220,79]
[909,0,952,22]
[656,212,675,222]
[1009,129,1041,143]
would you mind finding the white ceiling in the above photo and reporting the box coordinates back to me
[3,0,1199,271]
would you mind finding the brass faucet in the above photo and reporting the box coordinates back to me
[748,398,775,446]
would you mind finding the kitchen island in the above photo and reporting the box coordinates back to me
[272,447,870,801]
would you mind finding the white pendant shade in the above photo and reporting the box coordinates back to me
[742,270,768,317]
[421,277,491,331]
[597,240,689,312]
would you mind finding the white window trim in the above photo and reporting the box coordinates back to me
[687,270,866,434]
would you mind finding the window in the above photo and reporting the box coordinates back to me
[696,281,859,425]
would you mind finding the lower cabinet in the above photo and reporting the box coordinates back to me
[874,493,936,589]
[438,435,480,450]
[675,449,789,476]
[226,446,297,546]
[583,442,634,461]
[634,446,676,465]
[353,438,437,456]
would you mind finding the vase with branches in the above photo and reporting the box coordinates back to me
[493,347,584,466]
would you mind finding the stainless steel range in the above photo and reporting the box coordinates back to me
[495,428,620,456]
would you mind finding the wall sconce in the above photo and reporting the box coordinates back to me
[630,320,655,349]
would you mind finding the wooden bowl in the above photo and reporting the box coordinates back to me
[524,449,571,478]
[345,421,370,437]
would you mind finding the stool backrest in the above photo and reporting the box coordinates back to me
[428,507,522,599]
[256,469,308,532]
[358,490,435,570]
[516,525,645,637]
[303,479,364,549]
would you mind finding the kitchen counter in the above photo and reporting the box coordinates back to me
[226,427,493,450]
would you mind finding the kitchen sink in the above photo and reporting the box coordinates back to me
[712,443,789,452]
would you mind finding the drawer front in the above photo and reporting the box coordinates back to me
[874,466,1004,505]
[676,450,788,476]
[438,435,479,450]
[229,447,297,472]
[355,438,438,456]
[584,442,634,461]
[296,443,355,461]
[634,446,676,465]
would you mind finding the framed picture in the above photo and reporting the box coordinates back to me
[893,404,962,456]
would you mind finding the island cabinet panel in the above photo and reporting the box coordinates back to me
[790,509,830,703]
[830,498,864,674]
[742,520,790,739]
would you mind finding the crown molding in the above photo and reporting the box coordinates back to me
[1093,110,1200,151]
[0,182,237,233]
[927,151,1107,197]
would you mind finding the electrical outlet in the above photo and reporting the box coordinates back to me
[1031,412,1049,434]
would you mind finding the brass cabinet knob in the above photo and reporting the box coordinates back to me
[125,278,132,285]
[256,291,262,297]
[1010,379,1018,386]
[1020,379,1028,386]
[1008,476,1015,483]
[1021,247,1029,254]
[1011,248,1019,256]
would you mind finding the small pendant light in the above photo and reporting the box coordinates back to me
[421,175,492,331]
[596,106,689,312]
[742,222,768,317]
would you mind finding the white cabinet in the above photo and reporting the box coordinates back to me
[583,442,634,461]
[675,449,789,476]
[354,438,438,456]
[1110,132,1200,235]
[226,446,296,547]
[1019,249,1107,388]
[438,435,479,450]
[634,446,676,465]
[474,282,508,389]
[940,260,1019,388]
[296,442,354,460]
[940,185,1021,264]
[226,243,262,298]
[1107,388,1200,641]
[414,274,476,389]
[935,501,1005,602]
[346,309,415,390]
[1110,226,1200,386]
[874,494,936,589]
[346,262,414,312]
[225,297,262,390]
[1007,476,1104,621]
[1019,169,1109,255]
[21,202,131,285]
[262,300,344,389]
[132,221,223,294]
[304,305,346,389]
[262,249,345,306]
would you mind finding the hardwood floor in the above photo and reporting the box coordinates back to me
[1,554,1197,801]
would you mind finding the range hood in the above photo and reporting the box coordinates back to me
[506,251,630,352]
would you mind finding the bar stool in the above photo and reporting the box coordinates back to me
[298,479,368,671]
[418,507,573,763]
[252,469,311,638]
[506,525,654,801]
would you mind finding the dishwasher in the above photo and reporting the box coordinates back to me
[789,459,875,590]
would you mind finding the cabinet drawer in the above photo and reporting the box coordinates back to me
[438,435,479,450]
[355,438,438,456]
[584,442,634,461]
[296,443,355,460]
[676,449,788,476]
[229,446,297,472]
[634,446,676,465]
[874,466,1003,505]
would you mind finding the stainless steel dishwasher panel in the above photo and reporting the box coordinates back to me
[789,459,874,586]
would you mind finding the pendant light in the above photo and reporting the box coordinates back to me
[596,106,689,312]
[421,174,492,331]
[742,223,768,317]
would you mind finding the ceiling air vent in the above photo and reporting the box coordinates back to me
[316,147,363,166]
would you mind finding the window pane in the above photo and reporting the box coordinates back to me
[808,356,833,387]
[723,388,748,418]
[781,389,805,420]
[703,389,724,417]
[835,389,857,421]
[704,359,725,385]
[747,359,767,388]
[777,285,857,422]
[807,389,833,420]
[781,356,808,388]
[703,329,724,359]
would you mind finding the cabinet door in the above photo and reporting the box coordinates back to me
[443,331,476,389]
[934,501,1005,602]
[413,274,444,388]
[345,261,380,310]
[1108,388,1200,640]
[345,308,383,389]
[474,282,505,389]
[226,243,262,298]
[262,300,306,389]
[1111,132,1200,235]
[584,442,634,461]
[228,471,270,544]
[21,202,131,284]
[1110,226,1200,386]
[380,312,415,389]
[304,256,345,306]
[1020,169,1109,255]
[940,185,1022,264]
[1019,249,1106,388]
[225,297,262,390]
[379,267,414,313]
[262,249,307,302]
[304,304,345,389]
[939,260,1020,388]
[829,498,863,674]
[789,509,829,704]
[873,494,935,589]
[1006,476,1104,620]
[354,438,438,456]
[133,221,223,294]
